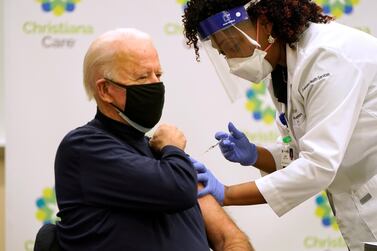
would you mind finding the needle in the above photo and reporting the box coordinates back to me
[204,141,221,153]
[203,132,233,154]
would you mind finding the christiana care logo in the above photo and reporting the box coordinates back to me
[245,81,275,125]
[315,192,339,231]
[25,0,93,48]
[176,0,188,10]
[35,187,59,225]
[24,187,60,251]
[315,0,360,18]
[37,0,81,16]
[164,0,188,36]
[303,192,347,250]
[242,81,278,144]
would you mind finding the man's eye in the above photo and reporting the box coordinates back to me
[138,76,148,80]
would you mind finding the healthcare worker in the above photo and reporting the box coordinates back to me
[182,0,377,250]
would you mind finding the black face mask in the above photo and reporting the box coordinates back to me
[106,78,165,133]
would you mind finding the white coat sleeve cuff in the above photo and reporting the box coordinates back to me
[255,176,289,217]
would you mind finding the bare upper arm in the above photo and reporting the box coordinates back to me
[197,184,254,251]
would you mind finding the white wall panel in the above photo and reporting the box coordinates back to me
[5,1,376,250]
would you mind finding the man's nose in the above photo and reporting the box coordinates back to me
[150,73,160,82]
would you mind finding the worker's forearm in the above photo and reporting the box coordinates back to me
[223,181,266,206]
[254,146,276,174]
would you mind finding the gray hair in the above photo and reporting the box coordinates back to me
[82,28,151,100]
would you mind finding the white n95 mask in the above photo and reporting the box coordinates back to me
[226,48,273,83]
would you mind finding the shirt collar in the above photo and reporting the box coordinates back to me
[94,108,146,140]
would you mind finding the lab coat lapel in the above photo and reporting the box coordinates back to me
[285,44,298,138]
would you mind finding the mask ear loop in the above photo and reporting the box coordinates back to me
[256,19,275,52]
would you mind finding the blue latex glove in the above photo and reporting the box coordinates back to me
[190,157,224,204]
[215,122,258,166]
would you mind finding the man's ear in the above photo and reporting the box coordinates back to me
[96,79,114,103]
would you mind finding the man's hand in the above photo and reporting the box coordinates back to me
[149,124,186,151]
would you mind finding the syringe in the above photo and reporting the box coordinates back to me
[203,133,232,154]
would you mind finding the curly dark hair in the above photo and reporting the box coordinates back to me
[182,0,333,61]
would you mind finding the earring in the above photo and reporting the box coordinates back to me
[268,35,275,44]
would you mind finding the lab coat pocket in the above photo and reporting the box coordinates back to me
[353,173,377,238]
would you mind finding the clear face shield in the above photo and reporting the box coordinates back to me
[198,5,272,102]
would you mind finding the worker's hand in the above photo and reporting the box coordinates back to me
[215,122,258,166]
[190,157,224,205]
[149,124,186,151]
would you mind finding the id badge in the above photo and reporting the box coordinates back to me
[281,144,294,168]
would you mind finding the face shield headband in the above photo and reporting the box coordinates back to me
[198,5,257,43]
[196,5,264,102]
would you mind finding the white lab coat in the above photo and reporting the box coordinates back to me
[255,22,377,251]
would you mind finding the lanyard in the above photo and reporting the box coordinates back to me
[279,104,296,168]
[279,104,290,134]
